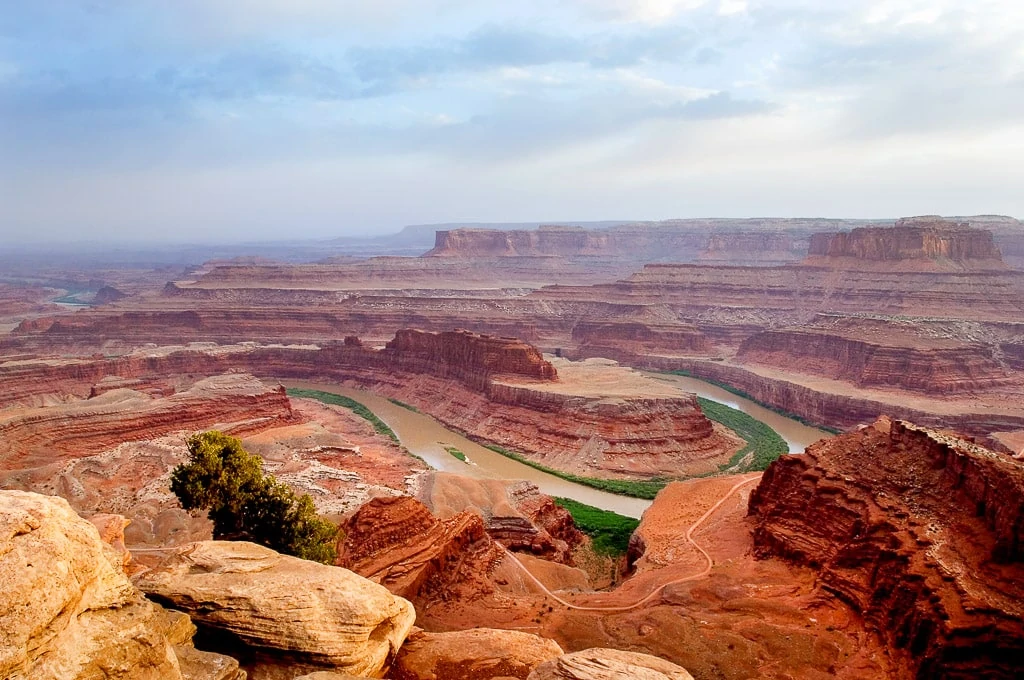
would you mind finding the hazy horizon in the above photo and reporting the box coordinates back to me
[3,1,1023,244]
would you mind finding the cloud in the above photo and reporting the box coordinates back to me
[1,0,1023,243]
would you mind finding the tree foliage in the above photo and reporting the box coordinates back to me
[170,431,338,564]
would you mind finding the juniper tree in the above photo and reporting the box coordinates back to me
[170,431,338,564]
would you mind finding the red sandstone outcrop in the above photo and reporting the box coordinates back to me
[592,260,1024,321]
[647,356,1024,438]
[382,328,558,388]
[137,540,416,678]
[427,225,612,258]
[390,627,564,680]
[0,367,426,551]
[336,495,505,605]
[749,417,1024,679]
[426,219,874,264]
[421,473,583,563]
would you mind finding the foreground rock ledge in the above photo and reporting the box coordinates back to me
[0,490,183,679]
[527,648,694,680]
[390,627,564,680]
[750,416,1024,679]
[136,540,416,677]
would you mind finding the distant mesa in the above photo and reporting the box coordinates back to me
[425,225,607,258]
[804,217,1006,271]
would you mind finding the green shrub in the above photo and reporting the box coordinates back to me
[554,497,640,556]
[170,431,338,564]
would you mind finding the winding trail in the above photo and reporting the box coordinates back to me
[501,475,761,612]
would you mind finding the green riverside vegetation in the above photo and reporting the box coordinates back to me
[697,397,787,472]
[444,445,468,462]
[665,369,841,434]
[286,387,428,464]
[287,388,400,443]
[480,442,668,499]
[287,387,787,500]
[553,497,640,556]
[387,397,420,413]
[480,397,788,499]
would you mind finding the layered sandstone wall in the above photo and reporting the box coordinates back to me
[628,357,1024,437]
[571,321,708,355]
[749,418,1024,679]
[737,328,1013,394]
[382,328,558,389]
[426,219,873,263]
[697,232,804,265]
[427,226,612,258]
[0,373,296,465]
[616,263,1024,320]
[421,473,583,563]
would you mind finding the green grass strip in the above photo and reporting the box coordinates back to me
[286,388,400,443]
[444,445,467,462]
[479,442,668,499]
[553,497,640,556]
[665,369,842,434]
[387,398,420,413]
[696,397,787,472]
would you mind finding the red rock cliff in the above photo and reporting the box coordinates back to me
[737,325,1013,394]
[749,417,1024,679]
[806,219,1005,270]
[382,328,557,390]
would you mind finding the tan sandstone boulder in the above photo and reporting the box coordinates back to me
[527,648,694,680]
[136,540,416,677]
[390,627,564,679]
[0,489,184,679]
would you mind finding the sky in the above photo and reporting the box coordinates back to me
[1,0,1023,243]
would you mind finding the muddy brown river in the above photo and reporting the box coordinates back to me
[285,377,831,519]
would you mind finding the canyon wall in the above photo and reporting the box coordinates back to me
[0,373,296,466]
[749,418,1024,679]
[382,328,558,390]
[0,330,735,479]
[737,327,1013,394]
[426,219,878,264]
[612,262,1024,320]
[427,226,613,258]
[571,321,708,355]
